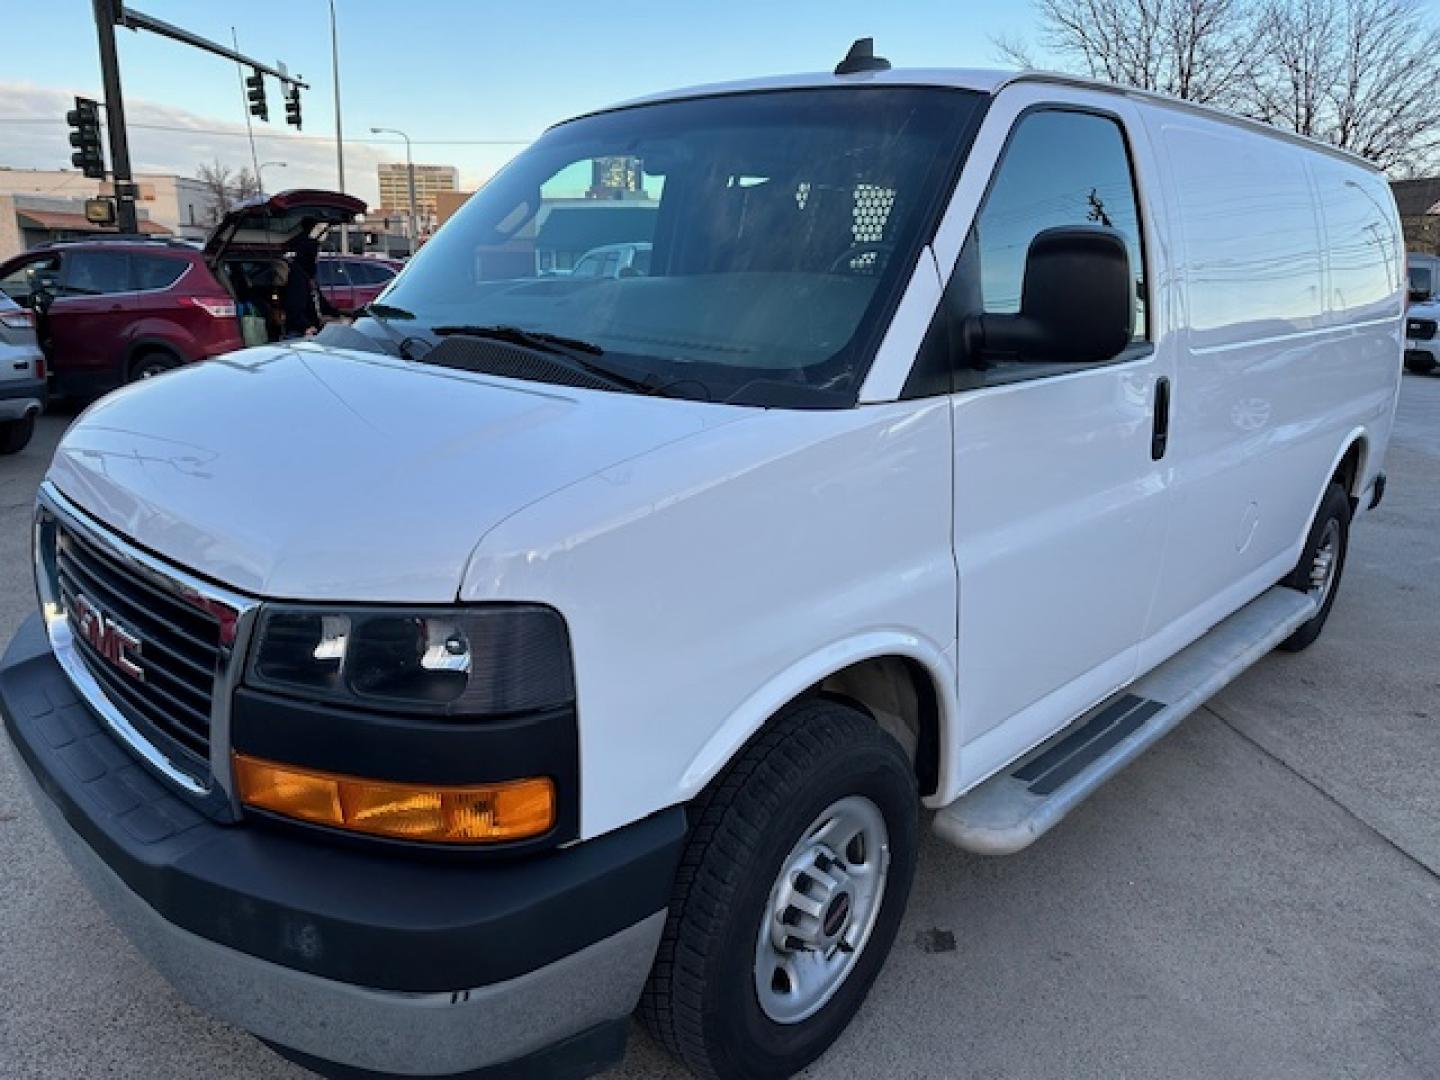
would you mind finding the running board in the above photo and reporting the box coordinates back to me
[933,586,1318,856]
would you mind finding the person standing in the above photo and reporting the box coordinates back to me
[281,221,340,338]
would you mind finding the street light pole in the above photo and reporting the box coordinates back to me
[329,0,347,254]
[371,127,416,256]
[256,160,287,196]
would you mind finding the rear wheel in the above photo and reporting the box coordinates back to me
[128,350,181,382]
[638,700,917,1079]
[1278,481,1351,652]
[0,414,34,455]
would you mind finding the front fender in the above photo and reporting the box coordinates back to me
[677,628,960,804]
[462,398,958,839]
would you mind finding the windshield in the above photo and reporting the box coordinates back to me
[372,88,981,406]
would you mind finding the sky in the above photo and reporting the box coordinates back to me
[0,1,1032,207]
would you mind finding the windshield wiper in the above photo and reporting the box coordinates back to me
[429,324,671,396]
[358,303,429,361]
[366,302,416,320]
[433,324,602,354]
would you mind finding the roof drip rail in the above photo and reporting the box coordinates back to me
[835,38,891,76]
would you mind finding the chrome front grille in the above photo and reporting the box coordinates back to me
[34,484,259,809]
[55,522,220,771]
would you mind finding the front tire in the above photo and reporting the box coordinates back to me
[1278,481,1351,652]
[639,700,917,1079]
[0,414,35,455]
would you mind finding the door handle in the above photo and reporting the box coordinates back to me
[1151,376,1171,461]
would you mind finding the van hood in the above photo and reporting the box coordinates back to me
[47,344,750,601]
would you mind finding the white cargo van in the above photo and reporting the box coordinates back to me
[1,41,1403,1080]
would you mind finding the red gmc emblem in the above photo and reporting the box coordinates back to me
[71,593,144,682]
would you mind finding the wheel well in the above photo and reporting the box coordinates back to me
[125,342,183,378]
[812,656,942,797]
[1332,438,1366,511]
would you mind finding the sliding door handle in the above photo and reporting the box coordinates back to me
[1151,376,1171,461]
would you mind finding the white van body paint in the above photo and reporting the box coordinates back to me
[42,69,1403,841]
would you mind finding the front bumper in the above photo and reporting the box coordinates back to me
[1,613,684,1077]
[0,375,45,422]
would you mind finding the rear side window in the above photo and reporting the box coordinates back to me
[316,261,348,286]
[131,254,187,291]
[0,255,59,305]
[348,261,394,285]
[1413,265,1435,299]
[59,250,130,296]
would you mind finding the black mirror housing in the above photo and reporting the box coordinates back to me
[973,226,1134,366]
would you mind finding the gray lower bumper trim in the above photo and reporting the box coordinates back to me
[22,767,666,1076]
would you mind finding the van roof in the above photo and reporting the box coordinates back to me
[602,67,1382,174]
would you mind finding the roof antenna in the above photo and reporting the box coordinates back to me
[835,37,891,76]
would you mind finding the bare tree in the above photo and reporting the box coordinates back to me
[1248,0,1440,171]
[997,0,1257,105]
[195,161,262,222]
[231,167,261,203]
[999,0,1440,172]
[195,159,236,217]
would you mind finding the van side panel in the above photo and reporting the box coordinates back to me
[1137,113,1402,661]
[1308,157,1404,502]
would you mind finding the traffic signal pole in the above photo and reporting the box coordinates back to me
[86,1,309,234]
[92,0,138,233]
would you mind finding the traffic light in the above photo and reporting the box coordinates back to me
[66,97,105,179]
[284,85,302,129]
[246,70,268,121]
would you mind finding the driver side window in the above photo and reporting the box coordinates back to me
[950,109,1148,389]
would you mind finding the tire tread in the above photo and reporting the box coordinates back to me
[637,700,906,1079]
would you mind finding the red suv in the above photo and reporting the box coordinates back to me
[0,191,367,397]
[317,255,403,314]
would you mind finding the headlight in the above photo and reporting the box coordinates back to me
[247,604,573,715]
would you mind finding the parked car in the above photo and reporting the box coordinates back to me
[0,45,1403,1080]
[316,254,403,314]
[1409,252,1438,304]
[571,241,652,279]
[1405,300,1439,373]
[0,190,366,397]
[0,293,45,454]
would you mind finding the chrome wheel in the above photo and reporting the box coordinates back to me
[1308,518,1342,605]
[754,795,890,1025]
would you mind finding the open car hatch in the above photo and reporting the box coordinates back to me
[203,189,366,268]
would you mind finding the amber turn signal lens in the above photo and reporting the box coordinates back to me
[233,754,556,843]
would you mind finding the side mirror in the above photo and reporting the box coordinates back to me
[970,227,1134,366]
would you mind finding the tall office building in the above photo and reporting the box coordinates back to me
[377,163,459,221]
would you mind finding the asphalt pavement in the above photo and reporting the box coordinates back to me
[1,377,1438,1079]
